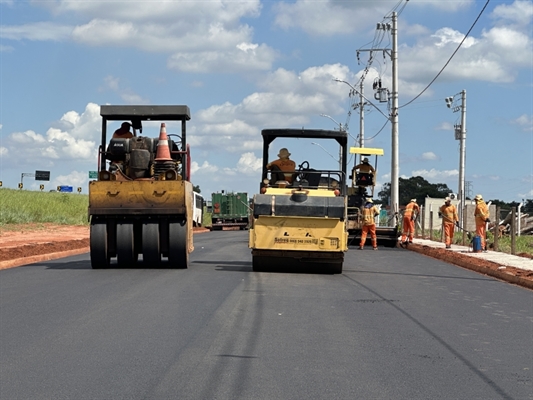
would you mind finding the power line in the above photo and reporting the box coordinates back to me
[400,0,491,109]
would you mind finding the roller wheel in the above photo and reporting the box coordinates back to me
[168,219,188,269]
[252,255,270,272]
[90,218,110,269]
[117,222,136,267]
[328,262,343,274]
[142,222,161,267]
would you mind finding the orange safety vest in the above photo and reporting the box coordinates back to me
[269,158,296,182]
[404,202,419,218]
[439,203,458,224]
[474,201,489,222]
[355,162,375,174]
[362,205,378,226]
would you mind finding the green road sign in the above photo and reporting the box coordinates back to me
[89,171,98,179]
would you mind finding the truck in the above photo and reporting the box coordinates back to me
[210,191,249,230]
[248,128,348,274]
[88,105,194,269]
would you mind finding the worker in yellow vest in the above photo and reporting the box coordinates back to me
[359,198,380,250]
[439,197,459,249]
[401,198,420,245]
[474,194,490,251]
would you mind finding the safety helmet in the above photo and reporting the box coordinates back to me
[445,197,451,202]
[363,157,369,163]
[474,194,483,201]
[366,198,373,203]
[410,198,416,203]
[121,122,131,129]
[278,148,291,158]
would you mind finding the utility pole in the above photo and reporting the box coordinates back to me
[459,90,466,225]
[445,89,467,226]
[358,80,365,165]
[390,11,399,225]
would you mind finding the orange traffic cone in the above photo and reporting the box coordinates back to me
[155,123,172,161]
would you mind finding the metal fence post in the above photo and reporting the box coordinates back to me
[493,205,499,252]
[511,207,516,255]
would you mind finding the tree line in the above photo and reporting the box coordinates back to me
[377,176,533,213]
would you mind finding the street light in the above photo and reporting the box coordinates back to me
[319,114,346,171]
[445,90,467,227]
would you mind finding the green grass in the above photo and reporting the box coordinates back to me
[0,188,89,227]
[420,228,533,256]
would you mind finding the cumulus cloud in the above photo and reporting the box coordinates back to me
[4,1,275,74]
[512,114,533,132]
[411,168,458,180]
[398,3,532,85]
[54,170,88,188]
[3,103,101,164]
[421,152,438,161]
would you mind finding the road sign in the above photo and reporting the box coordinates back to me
[40,184,44,191]
[77,187,82,193]
[58,185,73,193]
[89,171,98,179]
[35,170,50,181]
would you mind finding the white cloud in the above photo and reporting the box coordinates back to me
[512,114,533,132]
[4,103,100,164]
[236,152,263,174]
[491,0,533,26]
[421,152,438,161]
[435,122,454,131]
[53,170,88,187]
[0,147,7,156]
[411,168,458,180]
[0,22,72,41]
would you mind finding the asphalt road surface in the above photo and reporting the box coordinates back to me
[1,231,531,400]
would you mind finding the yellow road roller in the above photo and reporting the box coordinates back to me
[249,128,348,274]
[88,105,194,269]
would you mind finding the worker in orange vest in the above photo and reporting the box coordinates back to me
[474,194,490,251]
[267,148,296,184]
[439,197,459,249]
[401,198,420,245]
[352,157,376,187]
[359,198,380,250]
[113,122,133,139]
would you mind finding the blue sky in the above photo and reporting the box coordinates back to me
[0,0,531,204]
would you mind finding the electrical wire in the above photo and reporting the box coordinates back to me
[400,0,491,109]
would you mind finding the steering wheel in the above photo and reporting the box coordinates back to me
[296,161,310,181]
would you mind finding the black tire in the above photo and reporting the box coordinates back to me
[117,222,136,267]
[142,221,161,267]
[252,255,270,272]
[90,218,110,269]
[168,219,188,269]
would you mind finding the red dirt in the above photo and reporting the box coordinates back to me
[407,243,533,290]
[0,223,209,269]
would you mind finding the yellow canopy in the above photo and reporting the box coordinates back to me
[349,147,384,156]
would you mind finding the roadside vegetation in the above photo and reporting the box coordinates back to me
[422,229,533,257]
[0,188,89,228]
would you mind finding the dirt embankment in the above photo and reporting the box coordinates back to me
[0,224,209,269]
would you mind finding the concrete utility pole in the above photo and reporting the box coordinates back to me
[445,89,466,226]
[358,81,365,164]
[390,12,399,225]
[459,90,466,224]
